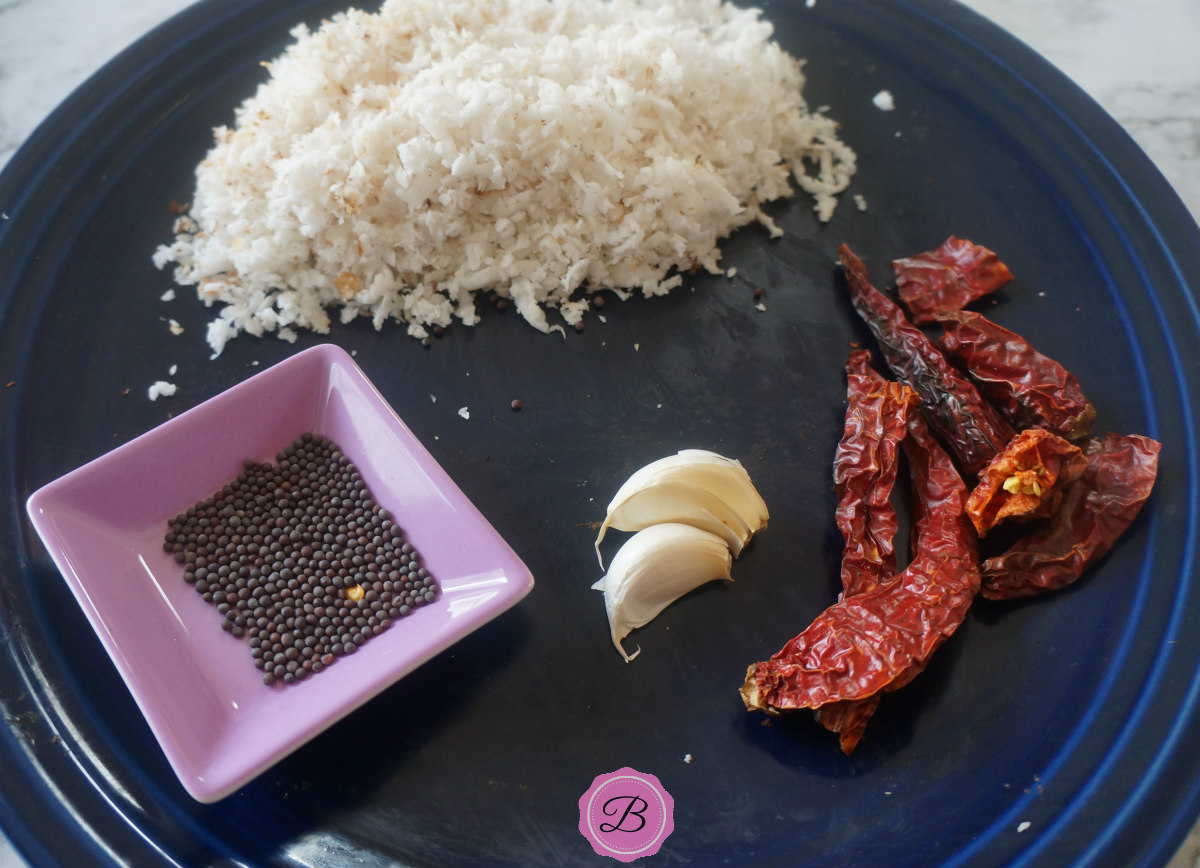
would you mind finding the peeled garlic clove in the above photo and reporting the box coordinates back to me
[592,522,733,662]
[594,449,769,567]
[671,449,770,527]
[596,480,751,560]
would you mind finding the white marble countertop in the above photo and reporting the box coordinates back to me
[0,1,1197,867]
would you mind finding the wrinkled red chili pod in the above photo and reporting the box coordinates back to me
[741,412,980,739]
[840,244,1014,478]
[834,350,919,598]
[966,428,1089,537]
[818,351,919,754]
[938,309,1096,440]
[981,433,1160,599]
[892,236,1013,324]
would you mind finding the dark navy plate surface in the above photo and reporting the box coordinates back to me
[2,0,1199,866]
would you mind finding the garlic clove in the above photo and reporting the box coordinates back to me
[595,480,752,561]
[672,449,770,527]
[592,522,733,662]
[594,449,769,567]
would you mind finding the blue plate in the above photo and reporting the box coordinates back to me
[1,0,1199,866]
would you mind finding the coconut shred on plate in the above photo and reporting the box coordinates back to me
[153,0,857,356]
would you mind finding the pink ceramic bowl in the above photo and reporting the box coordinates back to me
[25,344,534,802]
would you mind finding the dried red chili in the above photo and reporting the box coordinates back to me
[834,350,919,598]
[966,428,1088,537]
[817,352,918,753]
[814,696,881,755]
[839,244,1014,478]
[753,238,1161,754]
[741,411,980,725]
[938,310,1096,440]
[981,433,1160,599]
[892,236,1013,324]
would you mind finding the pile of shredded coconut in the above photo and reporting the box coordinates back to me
[153,0,856,356]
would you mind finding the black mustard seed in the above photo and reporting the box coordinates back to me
[165,433,440,687]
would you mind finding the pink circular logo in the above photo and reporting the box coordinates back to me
[578,767,675,862]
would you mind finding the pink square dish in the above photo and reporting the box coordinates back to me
[25,343,534,803]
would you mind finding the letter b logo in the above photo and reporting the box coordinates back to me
[579,768,674,862]
[600,795,648,833]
